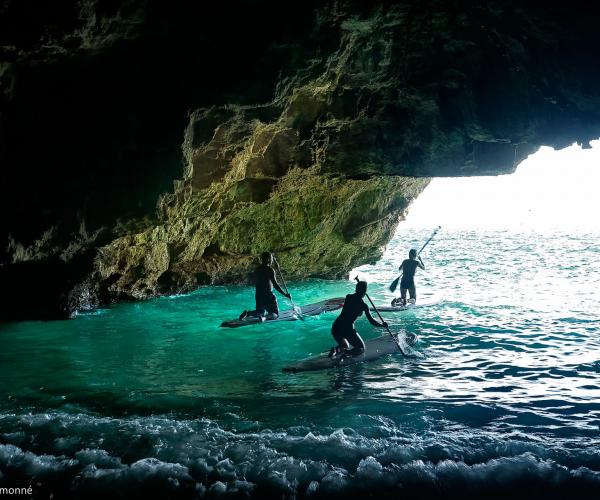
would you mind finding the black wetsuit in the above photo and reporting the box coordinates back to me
[254,264,279,315]
[331,293,368,352]
[400,259,419,289]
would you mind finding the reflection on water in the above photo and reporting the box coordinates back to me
[1,229,599,495]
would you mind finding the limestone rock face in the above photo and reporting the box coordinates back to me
[1,1,600,319]
[93,52,432,299]
[96,165,427,298]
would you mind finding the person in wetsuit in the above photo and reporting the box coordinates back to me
[392,248,425,306]
[329,281,388,358]
[239,252,290,321]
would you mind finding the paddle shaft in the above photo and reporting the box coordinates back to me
[273,257,300,313]
[354,276,403,352]
[417,225,440,255]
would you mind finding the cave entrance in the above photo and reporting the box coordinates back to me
[402,140,600,232]
[354,140,600,305]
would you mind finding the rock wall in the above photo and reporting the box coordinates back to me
[96,166,427,298]
[2,1,600,319]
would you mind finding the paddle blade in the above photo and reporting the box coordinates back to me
[293,305,305,320]
[389,276,400,293]
[394,332,421,358]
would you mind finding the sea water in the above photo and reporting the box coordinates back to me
[1,229,599,497]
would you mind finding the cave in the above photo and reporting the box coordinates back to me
[2,2,600,498]
[2,1,600,320]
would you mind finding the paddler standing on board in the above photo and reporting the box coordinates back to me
[329,281,388,358]
[239,251,290,321]
[392,249,425,307]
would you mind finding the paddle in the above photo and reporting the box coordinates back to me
[389,225,441,293]
[273,257,304,320]
[354,276,407,355]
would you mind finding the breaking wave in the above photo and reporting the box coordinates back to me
[1,410,599,498]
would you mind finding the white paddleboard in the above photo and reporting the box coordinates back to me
[282,332,418,372]
[220,297,345,328]
[373,298,441,312]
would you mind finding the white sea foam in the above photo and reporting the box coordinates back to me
[2,410,599,497]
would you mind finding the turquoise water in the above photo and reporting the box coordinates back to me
[1,229,600,497]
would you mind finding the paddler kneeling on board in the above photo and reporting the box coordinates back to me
[329,281,388,358]
[392,248,425,307]
[239,251,290,321]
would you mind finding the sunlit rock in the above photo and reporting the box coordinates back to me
[2,1,600,318]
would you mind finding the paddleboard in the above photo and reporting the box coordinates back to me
[282,332,418,372]
[220,297,345,328]
[373,298,441,312]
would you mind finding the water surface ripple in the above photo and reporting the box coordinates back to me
[1,230,599,497]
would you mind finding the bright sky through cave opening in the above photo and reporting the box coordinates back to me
[403,140,600,232]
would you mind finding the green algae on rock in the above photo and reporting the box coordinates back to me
[94,63,432,300]
[3,1,600,318]
[96,163,428,299]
